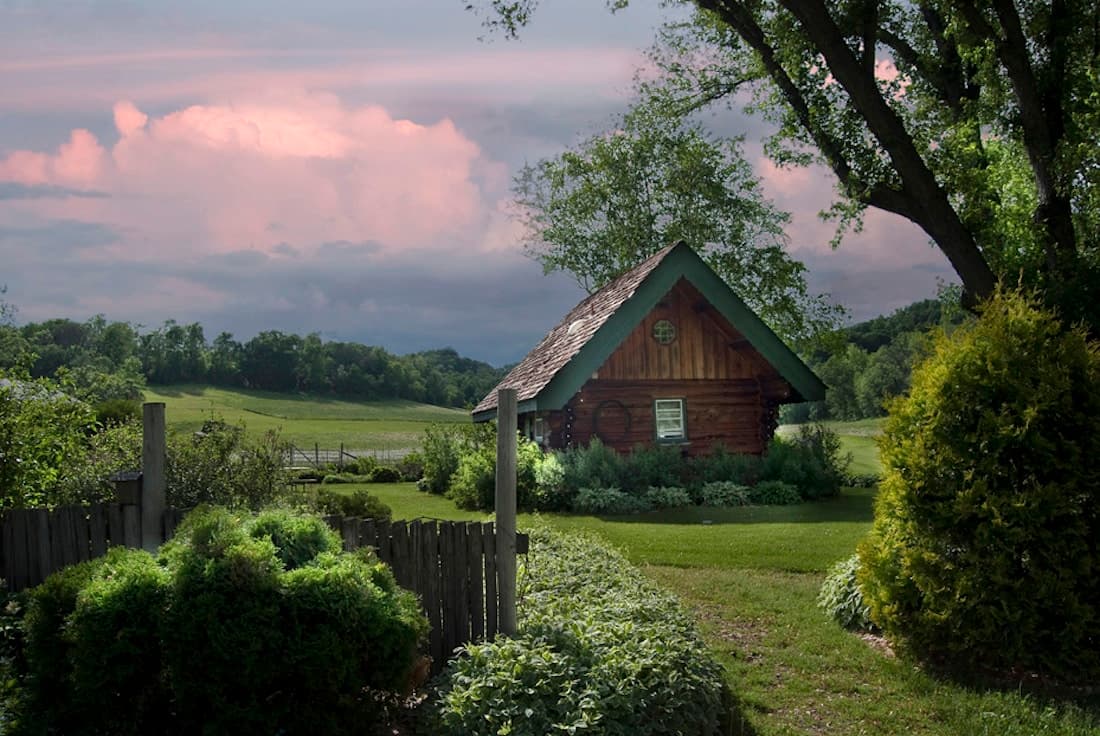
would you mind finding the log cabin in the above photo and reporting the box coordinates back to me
[472,242,825,456]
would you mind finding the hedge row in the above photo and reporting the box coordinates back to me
[430,528,728,735]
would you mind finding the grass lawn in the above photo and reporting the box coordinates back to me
[345,481,1099,735]
[779,418,885,476]
[144,384,469,450]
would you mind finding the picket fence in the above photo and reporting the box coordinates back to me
[0,504,526,673]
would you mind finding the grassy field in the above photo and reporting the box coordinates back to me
[344,481,1099,735]
[144,384,469,450]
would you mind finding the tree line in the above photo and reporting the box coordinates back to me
[0,313,506,408]
[784,294,967,423]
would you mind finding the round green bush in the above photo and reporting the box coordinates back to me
[571,486,653,515]
[699,481,751,507]
[858,289,1100,679]
[643,485,693,509]
[748,480,801,505]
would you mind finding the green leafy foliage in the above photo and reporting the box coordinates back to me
[699,481,751,507]
[431,528,726,735]
[16,506,427,734]
[313,487,393,521]
[818,554,874,631]
[643,485,693,509]
[420,422,492,494]
[558,437,621,492]
[446,432,541,511]
[748,481,801,506]
[0,374,97,509]
[165,419,289,509]
[572,486,653,515]
[859,290,1100,679]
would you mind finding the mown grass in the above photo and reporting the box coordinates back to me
[342,480,1099,735]
[144,384,469,450]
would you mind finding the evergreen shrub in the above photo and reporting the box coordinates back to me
[858,289,1100,679]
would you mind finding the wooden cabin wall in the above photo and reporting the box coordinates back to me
[564,379,770,456]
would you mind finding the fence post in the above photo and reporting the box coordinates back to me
[495,388,517,636]
[141,402,166,552]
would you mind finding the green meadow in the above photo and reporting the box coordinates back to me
[144,384,469,450]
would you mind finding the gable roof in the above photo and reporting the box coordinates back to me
[472,241,825,420]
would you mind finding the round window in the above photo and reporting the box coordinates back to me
[652,319,676,345]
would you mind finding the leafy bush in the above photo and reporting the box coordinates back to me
[395,451,424,482]
[67,548,171,734]
[314,487,393,521]
[699,481,751,507]
[17,506,428,734]
[643,485,693,509]
[432,529,725,735]
[354,454,380,476]
[558,437,622,492]
[748,480,801,505]
[818,554,874,631]
[322,472,369,484]
[368,465,402,483]
[447,435,542,511]
[53,418,143,506]
[759,426,848,501]
[572,486,653,515]
[421,422,493,494]
[692,446,762,487]
[91,397,142,427]
[841,472,881,488]
[166,419,289,509]
[530,452,573,511]
[858,289,1100,679]
[620,444,685,492]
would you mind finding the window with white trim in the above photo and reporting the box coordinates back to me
[533,416,548,445]
[654,399,686,441]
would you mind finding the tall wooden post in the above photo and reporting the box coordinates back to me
[141,402,167,552]
[495,388,518,636]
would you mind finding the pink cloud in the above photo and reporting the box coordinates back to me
[0,129,105,186]
[1,95,498,258]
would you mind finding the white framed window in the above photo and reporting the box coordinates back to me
[533,416,548,445]
[654,398,686,441]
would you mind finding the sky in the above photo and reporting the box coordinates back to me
[0,0,956,366]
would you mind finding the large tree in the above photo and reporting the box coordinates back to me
[514,107,841,341]
[476,0,1100,325]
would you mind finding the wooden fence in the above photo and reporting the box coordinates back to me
[285,443,411,468]
[0,504,525,673]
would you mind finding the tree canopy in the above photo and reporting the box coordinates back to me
[475,0,1100,327]
[514,108,842,341]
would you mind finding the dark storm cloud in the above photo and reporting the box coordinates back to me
[0,183,109,200]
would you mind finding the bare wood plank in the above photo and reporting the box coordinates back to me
[163,508,184,542]
[467,522,484,642]
[69,506,91,563]
[107,504,124,548]
[48,507,66,571]
[9,511,29,591]
[376,521,392,565]
[122,504,141,548]
[341,517,358,552]
[88,504,107,559]
[484,522,498,640]
[517,533,529,555]
[1,512,13,589]
[425,522,443,670]
[454,522,470,645]
[32,509,51,586]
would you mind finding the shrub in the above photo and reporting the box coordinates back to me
[395,451,424,482]
[749,480,801,505]
[572,486,653,515]
[322,472,369,484]
[692,445,762,487]
[166,420,289,509]
[432,529,725,735]
[314,487,393,521]
[248,508,343,569]
[620,444,685,492]
[67,548,171,734]
[643,485,693,509]
[858,289,1100,679]
[699,481,751,507]
[355,454,380,477]
[421,422,493,494]
[92,398,142,427]
[818,554,874,631]
[531,452,573,511]
[759,432,845,501]
[18,506,428,735]
[447,436,541,511]
[558,437,622,492]
[368,465,402,483]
